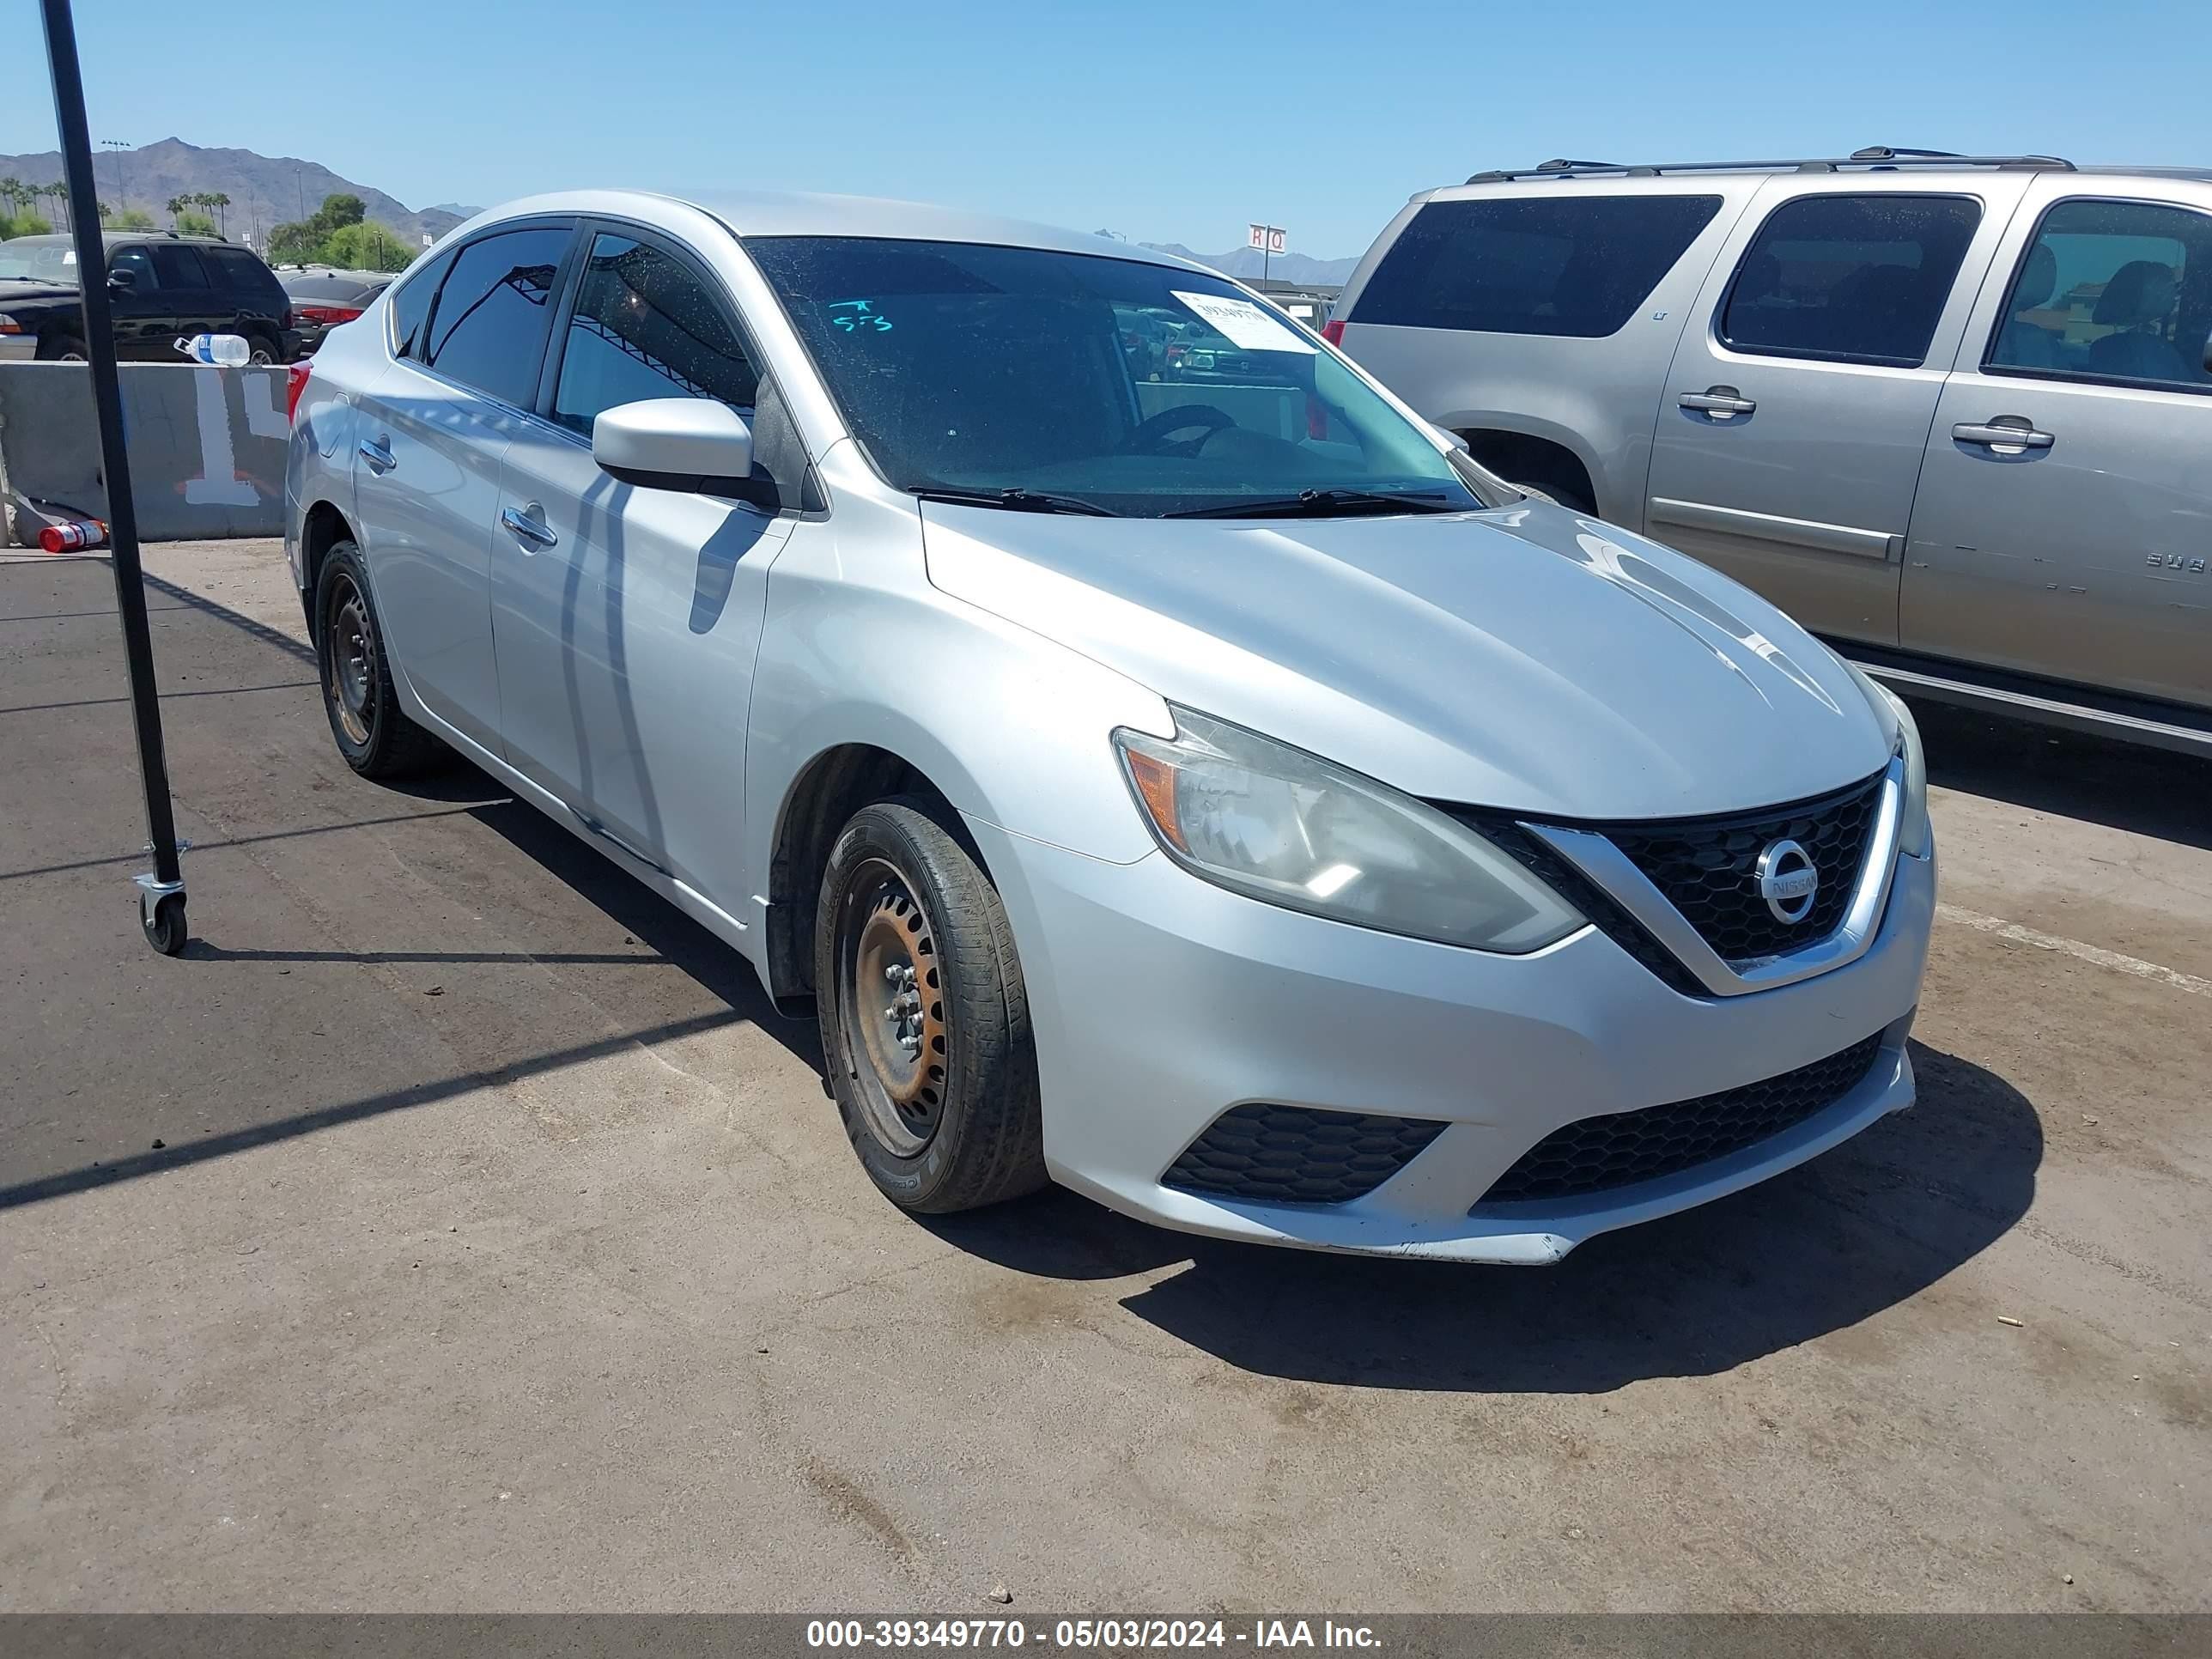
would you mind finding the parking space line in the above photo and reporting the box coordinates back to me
[1936,902,2212,998]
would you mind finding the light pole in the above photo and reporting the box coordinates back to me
[98,136,125,220]
[295,167,304,218]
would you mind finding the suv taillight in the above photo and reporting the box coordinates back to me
[1321,319,1346,346]
[285,361,312,424]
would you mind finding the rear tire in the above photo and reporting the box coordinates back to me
[246,334,279,367]
[38,333,88,362]
[815,799,1048,1214]
[313,540,442,779]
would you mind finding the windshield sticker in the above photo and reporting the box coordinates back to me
[1170,290,1316,356]
[826,299,892,335]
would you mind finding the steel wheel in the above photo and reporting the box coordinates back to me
[323,572,377,746]
[837,856,948,1157]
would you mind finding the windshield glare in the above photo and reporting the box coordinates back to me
[746,237,1481,519]
[0,237,81,285]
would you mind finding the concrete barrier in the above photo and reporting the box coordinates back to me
[0,363,289,544]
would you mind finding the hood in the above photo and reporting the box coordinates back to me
[0,281,77,302]
[921,502,1895,821]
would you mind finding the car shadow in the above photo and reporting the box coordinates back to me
[458,775,824,1076]
[1911,698,2212,852]
[927,1040,2039,1392]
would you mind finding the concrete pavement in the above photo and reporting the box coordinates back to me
[2,540,2207,1612]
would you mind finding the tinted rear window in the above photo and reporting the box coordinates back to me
[1720,194,1982,368]
[204,240,281,292]
[1352,194,1723,337]
[284,273,377,303]
[422,227,568,405]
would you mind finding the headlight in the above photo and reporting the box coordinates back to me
[1113,708,1585,953]
[1840,660,1931,860]
[1883,688,1932,859]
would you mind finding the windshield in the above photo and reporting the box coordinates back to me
[745,237,1481,518]
[0,237,82,285]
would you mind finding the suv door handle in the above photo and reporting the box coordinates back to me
[358,436,394,473]
[1679,386,1757,417]
[1952,419,2052,453]
[500,505,558,550]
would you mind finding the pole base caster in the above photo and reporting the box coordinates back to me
[136,873,189,956]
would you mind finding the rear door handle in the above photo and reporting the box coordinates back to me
[1952,419,2052,453]
[358,436,394,473]
[500,505,558,549]
[1679,386,1757,417]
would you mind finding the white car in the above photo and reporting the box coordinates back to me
[285,188,1934,1262]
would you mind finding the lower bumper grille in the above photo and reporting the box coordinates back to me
[1474,1031,1887,1206]
[1164,1103,1449,1206]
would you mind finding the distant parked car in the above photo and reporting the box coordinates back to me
[283,268,393,356]
[0,233,298,365]
[1327,148,2212,756]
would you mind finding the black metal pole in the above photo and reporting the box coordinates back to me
[40,0,190,953]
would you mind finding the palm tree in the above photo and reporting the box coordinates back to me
[208,191,230,236]
[167,194,187,228]
[48,181,70,230]
[0,178,25,216]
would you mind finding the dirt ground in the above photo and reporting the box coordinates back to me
[2,540,2207,1613]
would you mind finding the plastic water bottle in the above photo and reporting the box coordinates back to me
[175,333,252,367]
[39,519,108,553]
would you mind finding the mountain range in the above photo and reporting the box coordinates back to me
[0,138,1359,280]
[1133,242,1358,288]
[0,138,468,247]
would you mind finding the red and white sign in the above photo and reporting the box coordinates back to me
[1247,223,1286,255]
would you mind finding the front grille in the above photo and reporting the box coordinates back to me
[1478,822,1708,999]
[1474,1031,1887,1206]
[1607,770,1887,963]
[1164,1103,1449,1206]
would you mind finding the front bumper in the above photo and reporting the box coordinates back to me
[971,819,1935,1263]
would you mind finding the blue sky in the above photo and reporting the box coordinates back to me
[5,0,2205,257]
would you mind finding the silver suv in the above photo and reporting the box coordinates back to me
[1329,149,2212,756]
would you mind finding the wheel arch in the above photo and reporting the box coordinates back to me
[1453,428,1601,515]
[297,497,355,630]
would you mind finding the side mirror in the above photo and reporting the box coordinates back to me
[106,268,137,293]
[593,398,757,495]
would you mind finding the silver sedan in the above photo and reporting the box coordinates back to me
[284,188,1934,1261]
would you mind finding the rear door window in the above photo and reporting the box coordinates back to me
[1719,193,1982,368]
[550,232,759,434]
[421,226,570,406]
[1984,198,2212,391]
[1352,195,1723,337]
[387,252,452,359]
[149,245,210,289]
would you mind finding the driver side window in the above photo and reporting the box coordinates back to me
[550,233,759,435]
[107,246,157,289]
[1985,198,2212,392]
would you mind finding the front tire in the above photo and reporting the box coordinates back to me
[313,540,441,779]
[815,799,1048,1214]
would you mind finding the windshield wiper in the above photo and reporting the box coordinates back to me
[1164,488,1460,520]
[910,485,1118,518]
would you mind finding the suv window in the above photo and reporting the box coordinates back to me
[149,244,210,289]
[1352,195,1723,337]
[203,244,275,293]
[109,246,158,289]
[422,227,569,406]
[550,233,759,434]
[1986,198,2212,392]
[1720,193,1981,368]
[388,251,452,360]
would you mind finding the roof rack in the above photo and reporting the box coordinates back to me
[1464,147,2075,185]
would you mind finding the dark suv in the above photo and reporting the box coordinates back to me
[0,233,298,364]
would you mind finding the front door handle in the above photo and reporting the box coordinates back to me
[358,436,394,473]
[1952,419,2053,453]
[1679,386,1757,418]
[500,505,559,549]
